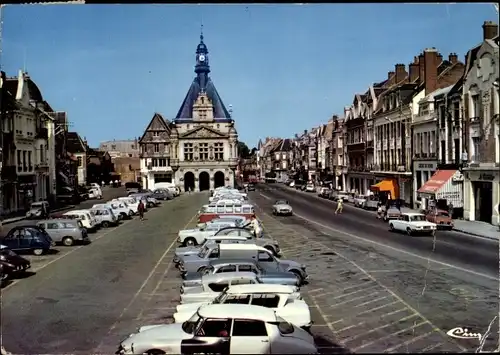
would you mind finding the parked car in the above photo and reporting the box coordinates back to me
[353,194,368,208]
[177,221,239,247]
[37,219,89,246]
[151,189,173,201]
[77,186,90,200]
[305,183,315,192]
[63,210,98,231]
[212,226,281,255]
[1,226,54,255]
[25,201,50,220]
[90,207,119,228]
[383,205,402,222]
[180,272,300,304]
[363,196,380,210]
[88,188,102,200]
[0,262,11,284]
[389,213,437,236]
[174,236,249,263]
[247,183,256,191]
[330,190,350,201]
[425,209,453,230]
[174,284,311,330]
[117,304,317,355]
[0,245,31,277]
[272,200,293,216]
[182,260,302,287]
[318,187,331,198]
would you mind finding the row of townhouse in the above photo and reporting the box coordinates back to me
[258,21,499,226]
[0,70,112,215]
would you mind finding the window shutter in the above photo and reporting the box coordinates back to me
[462,93,469,158]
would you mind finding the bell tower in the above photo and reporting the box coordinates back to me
[195,25,210,91]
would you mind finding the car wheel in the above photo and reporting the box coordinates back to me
[184,238,197,247]
[102,221,110,228]
[389,224,395,232]
[197,266,206,273]
[406,228,413,236]
[129,210,134,216]
[62,236,74,246]
[289,269,304,284]
[33,248,44,256]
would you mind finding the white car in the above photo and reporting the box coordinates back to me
[63,210,97,231]
[178,221,238,247]
[107,201,134,218]
[389,213,437,236]
[353,194,368,208]
[180,272,289,304]
[117,304,317,355]
[113,197,139,214]
[272,200,293,216]
[305,184,315,192]
[174,284,311,329]
[196,216,247,229]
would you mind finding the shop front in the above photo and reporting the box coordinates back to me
[417,169,464,217]
[464,170,499,225]
[412,160,437,210]
[370,178,399,204]
[17,175,36,212]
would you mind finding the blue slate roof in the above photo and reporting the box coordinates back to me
[175,33,232,121]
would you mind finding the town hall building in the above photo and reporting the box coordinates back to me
[139,32,238,192]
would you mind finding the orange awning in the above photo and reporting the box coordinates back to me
[370,179,399,200]
[417,170,456,194]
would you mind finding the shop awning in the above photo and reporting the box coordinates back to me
[417,170,457,194]
[370,179,399,200]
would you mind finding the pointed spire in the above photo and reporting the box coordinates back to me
[200,23,204,43]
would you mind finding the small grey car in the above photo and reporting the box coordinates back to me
[37,219,89,246]
[183,259,302,287]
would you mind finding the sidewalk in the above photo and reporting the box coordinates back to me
[452,220,499,240]
[1,205,75,225]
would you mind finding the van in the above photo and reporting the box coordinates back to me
[63,210,97,231]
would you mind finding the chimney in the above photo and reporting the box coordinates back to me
[436,53,443,67]
[394,64,407,83]
[482,21,498,40]
[448,53,458,64]
[304,129,307,135]
[424,48,439,95]
[408,56,419,83]
[418,53,425,84]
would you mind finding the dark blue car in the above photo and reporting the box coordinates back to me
[1,226,54,256]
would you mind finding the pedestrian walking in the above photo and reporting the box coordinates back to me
[448,202,454,218]
[138,200,145,221]
[250,215,262,238]
[335,198,343,214]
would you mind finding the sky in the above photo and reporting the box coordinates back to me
[1,4,498,148]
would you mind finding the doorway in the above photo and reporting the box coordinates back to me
[184,172,195,192]
[473,181,493,223]
[214,171,225,189]
[199,171,210,191]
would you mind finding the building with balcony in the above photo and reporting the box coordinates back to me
[140,32,238,192]
[462,21,499,225]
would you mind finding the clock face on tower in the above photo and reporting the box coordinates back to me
[199,54,205,62]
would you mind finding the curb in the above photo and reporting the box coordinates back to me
[1,205,76,226]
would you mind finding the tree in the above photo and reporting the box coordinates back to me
[237,141,251,158]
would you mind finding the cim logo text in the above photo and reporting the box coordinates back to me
[447,327,482,341]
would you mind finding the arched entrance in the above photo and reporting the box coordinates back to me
[214,171,225,189]
[199,171,210,191]
[184,172,195,192]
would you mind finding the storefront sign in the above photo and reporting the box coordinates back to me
[437,191,461,200]
[417,162,437,170]
[478,173,495,181]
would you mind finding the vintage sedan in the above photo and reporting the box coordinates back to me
[272,200,293,216]
[174,284,311,330]
[182,260,302,287]
[117,304,318,354]
[178,221,238,247]
[174,236,249,264]
[180,272,299,304]
[1,226,54,255]
[389,213,437,236]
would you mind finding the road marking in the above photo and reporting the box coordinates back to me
[291,211,498,281]
[336,308,407,333]
[354,295,391,308]
[1,220,133,292]
[329,284,380,300]
[345,314,420,343]
[255,207,468,352]
[352,301,402,318]
[95,211,198,351]
[384,330,436,353]
[420,341,444,352]
[259,193,272,200]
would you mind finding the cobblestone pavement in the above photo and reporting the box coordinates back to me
[1,192,206,355]
[250,188,499,353]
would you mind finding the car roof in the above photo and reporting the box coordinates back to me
[226,284,296,294]
[198,304,277,322]
[66,209,89,213]
[208,259,257,267]
[38,219,76,223]
[202,271,257,281]
[205,236,248,241]
[219,243,266,251]
[216,215,247,220]
[402,212,424,216]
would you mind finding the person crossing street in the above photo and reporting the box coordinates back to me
[335,198,343,214]
[138,200,145,221]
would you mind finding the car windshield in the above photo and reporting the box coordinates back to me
[198,245,210,258]
[212,291,228,304]
[183,313,202,334]
[410,215,427,222]
[275,200,288,205]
